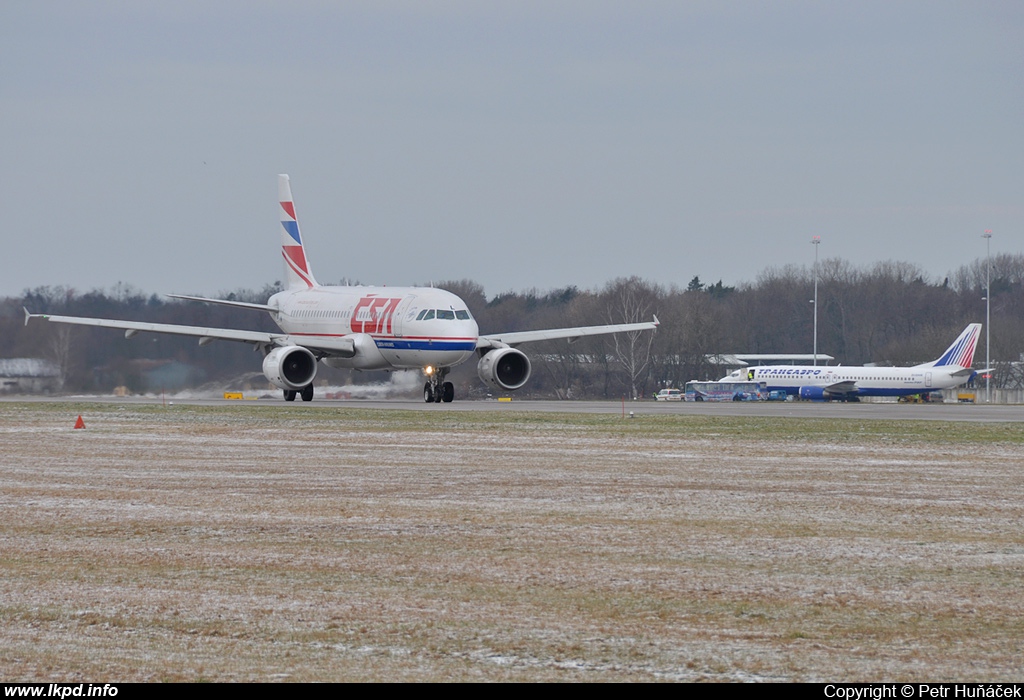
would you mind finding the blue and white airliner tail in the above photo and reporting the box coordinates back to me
[719,324,983,401]
[26,175,658,403]
[919,322,980,370]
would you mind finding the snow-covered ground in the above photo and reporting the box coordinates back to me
[1,403,1022,681]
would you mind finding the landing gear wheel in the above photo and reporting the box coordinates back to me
[424,367,452,404]
[283,390,297,402]
[300,384,314,402]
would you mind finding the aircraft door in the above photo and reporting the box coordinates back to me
[392,295,416,338]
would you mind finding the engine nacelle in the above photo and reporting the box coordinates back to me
[798,386,828,401]
[477,347,531,391]
[263,345,318,391]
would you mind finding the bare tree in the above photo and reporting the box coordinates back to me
[602,277,660,400]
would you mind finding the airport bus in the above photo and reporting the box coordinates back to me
[684,380,768,402]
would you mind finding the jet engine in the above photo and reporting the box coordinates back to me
[477,347,531,391]
[798,386,829,401]
[263,345,318,390]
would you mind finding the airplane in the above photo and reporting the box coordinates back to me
[717,323,983,401]
[26,175,658,403]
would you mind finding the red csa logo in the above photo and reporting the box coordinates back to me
[350,296,401,334]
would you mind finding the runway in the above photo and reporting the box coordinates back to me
[338,398,1023,422]
[5,394,1022,422]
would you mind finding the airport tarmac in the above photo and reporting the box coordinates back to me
[5,394,1022,422]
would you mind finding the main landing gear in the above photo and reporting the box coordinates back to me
[283,384,315,402]
[423,367,454,403]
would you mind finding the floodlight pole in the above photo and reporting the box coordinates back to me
[982,230,992,403]
[811,236,821,366]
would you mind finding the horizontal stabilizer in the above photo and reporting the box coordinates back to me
[167,294,279,313]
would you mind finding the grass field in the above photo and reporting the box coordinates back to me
[1,402,1022,681]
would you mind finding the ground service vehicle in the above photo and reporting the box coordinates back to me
[684,381,767,402]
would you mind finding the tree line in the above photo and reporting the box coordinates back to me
[3,255,1022,398]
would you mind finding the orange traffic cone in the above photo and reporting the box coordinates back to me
[74,415,85,429]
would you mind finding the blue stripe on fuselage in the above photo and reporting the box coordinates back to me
[766,384,935,398]
[374,339,476,352]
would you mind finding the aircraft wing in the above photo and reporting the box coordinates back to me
[822,380,858,395]
[24,310,357,356]
[478,316,659,349]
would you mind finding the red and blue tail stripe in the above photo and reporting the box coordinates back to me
[933,324,980,368]
[279,174,318,289]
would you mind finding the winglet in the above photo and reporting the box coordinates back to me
[23,307,39,327]
[652,314,660,327]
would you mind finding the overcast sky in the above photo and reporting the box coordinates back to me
[2,1,1021,300]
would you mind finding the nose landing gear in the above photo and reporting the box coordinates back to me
[423,367,454,403]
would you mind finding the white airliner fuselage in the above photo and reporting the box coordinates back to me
[719,324,983,401]
[270,285,479,371]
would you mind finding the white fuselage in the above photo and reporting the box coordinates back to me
[269,285,479,371]
[721,365,969,397]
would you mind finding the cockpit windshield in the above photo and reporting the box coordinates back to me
[415,308,473,321]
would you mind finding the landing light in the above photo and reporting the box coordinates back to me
[424,366,434,376]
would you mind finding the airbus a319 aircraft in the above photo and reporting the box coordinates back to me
[27,175,658,403]
[718,323,983,401]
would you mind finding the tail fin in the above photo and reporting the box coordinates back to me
[928,323,982,369]
[278,174,318,290]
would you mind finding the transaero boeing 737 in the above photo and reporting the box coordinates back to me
[718,324,983,400]
[26,175,658,403]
